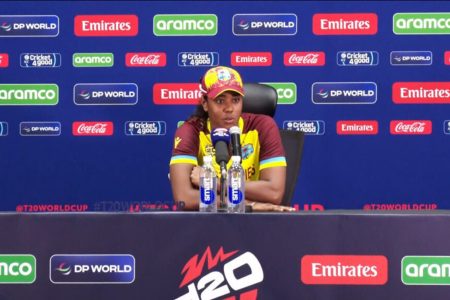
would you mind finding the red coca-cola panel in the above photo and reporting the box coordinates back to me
[72,122,114,136]
[392,82,450,104]
[390,120,432,135]
[74,15,138,36]
[0,54,8,68]
[313,13,378,35]
[445,51,450,65]
[231,52,272,66]
[125,52,167,67]
[284,52,325,66]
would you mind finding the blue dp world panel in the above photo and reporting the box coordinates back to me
[1,1,450,211]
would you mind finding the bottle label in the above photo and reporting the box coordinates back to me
[200,178,215,205]
[228,180,243,204]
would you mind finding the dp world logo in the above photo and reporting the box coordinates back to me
[233,14,297,36]
[74,83,138,105]
[50,254,135,284]
[55,262,72,275]
[175,247,264,300]
[312,82,377,104]
[153,14,217,36]
[0,122,8,136]
[0,15,59,37]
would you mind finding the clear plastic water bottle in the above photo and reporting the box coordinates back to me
[199,155,217,212]
[227,155,245,213]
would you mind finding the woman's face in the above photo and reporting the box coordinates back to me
[202,91,243,129]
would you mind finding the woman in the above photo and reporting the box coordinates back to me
[169,66,293,212]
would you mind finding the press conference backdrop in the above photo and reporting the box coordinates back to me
[0,1,450,211]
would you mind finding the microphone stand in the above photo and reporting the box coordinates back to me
[219,163,227,212]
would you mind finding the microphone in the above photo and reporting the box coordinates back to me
[229,126,242,158]
[211,128,230,178]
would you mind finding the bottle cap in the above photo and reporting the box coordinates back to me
[231,155,241,163]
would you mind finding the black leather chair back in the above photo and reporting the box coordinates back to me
[242,83,304,206]
[243,83,277,117]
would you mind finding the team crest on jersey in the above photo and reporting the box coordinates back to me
[205,144,215,156]
[242,144,254,160]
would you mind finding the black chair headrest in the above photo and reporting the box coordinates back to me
[242,83,278,117]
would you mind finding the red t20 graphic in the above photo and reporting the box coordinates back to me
[175,247,264,300]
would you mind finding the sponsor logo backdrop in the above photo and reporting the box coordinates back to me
[0,1,449,210]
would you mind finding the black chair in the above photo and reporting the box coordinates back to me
[243,83,305,206]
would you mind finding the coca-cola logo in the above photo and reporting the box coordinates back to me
[126,52,166,67]
[0,53,8,68]
[284,52,325,66]
[390,120,432,135]
[72,122,114,136]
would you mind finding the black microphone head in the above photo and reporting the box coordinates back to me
[211,128,230,165]
[215,141,229,165]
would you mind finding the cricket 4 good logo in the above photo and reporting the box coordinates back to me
[0,255,36,284]
[402,256,450,285]
[283,120,325,135]
[394,13,450,34]
[126,52,166,67]
[312,82,377,104]
[444,120,450,134]
[72,122,114,136]
[21,53,61,68]
[50,254,135,284]
[178,52,219,67]
[0,15,59,37]
[0,122,7,136]
[153,83,202,105]
[337,120,378,135]
[284,52,325,66]
[231,52,272,66]
[301,255,388,285]
[74,83,138,105]
[313,13,378,35]
[232,14,297,36]
[390,120,432,135]
[73,53,114,67]
[337,51,379,66]
[0,54,8,67]
[125,121,166,136]
[153,14,217,36]
[390,51,432,66]
[262,82,296,104]
[175,246,264,300]
[74,15,138,36]
[20,121,61,136]
[393,82,450,104]
[0,84,58,105]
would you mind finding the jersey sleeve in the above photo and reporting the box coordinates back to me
[257,116,287,170]
[169,122,199,166]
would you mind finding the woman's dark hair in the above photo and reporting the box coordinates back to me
[187,94,208,129]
